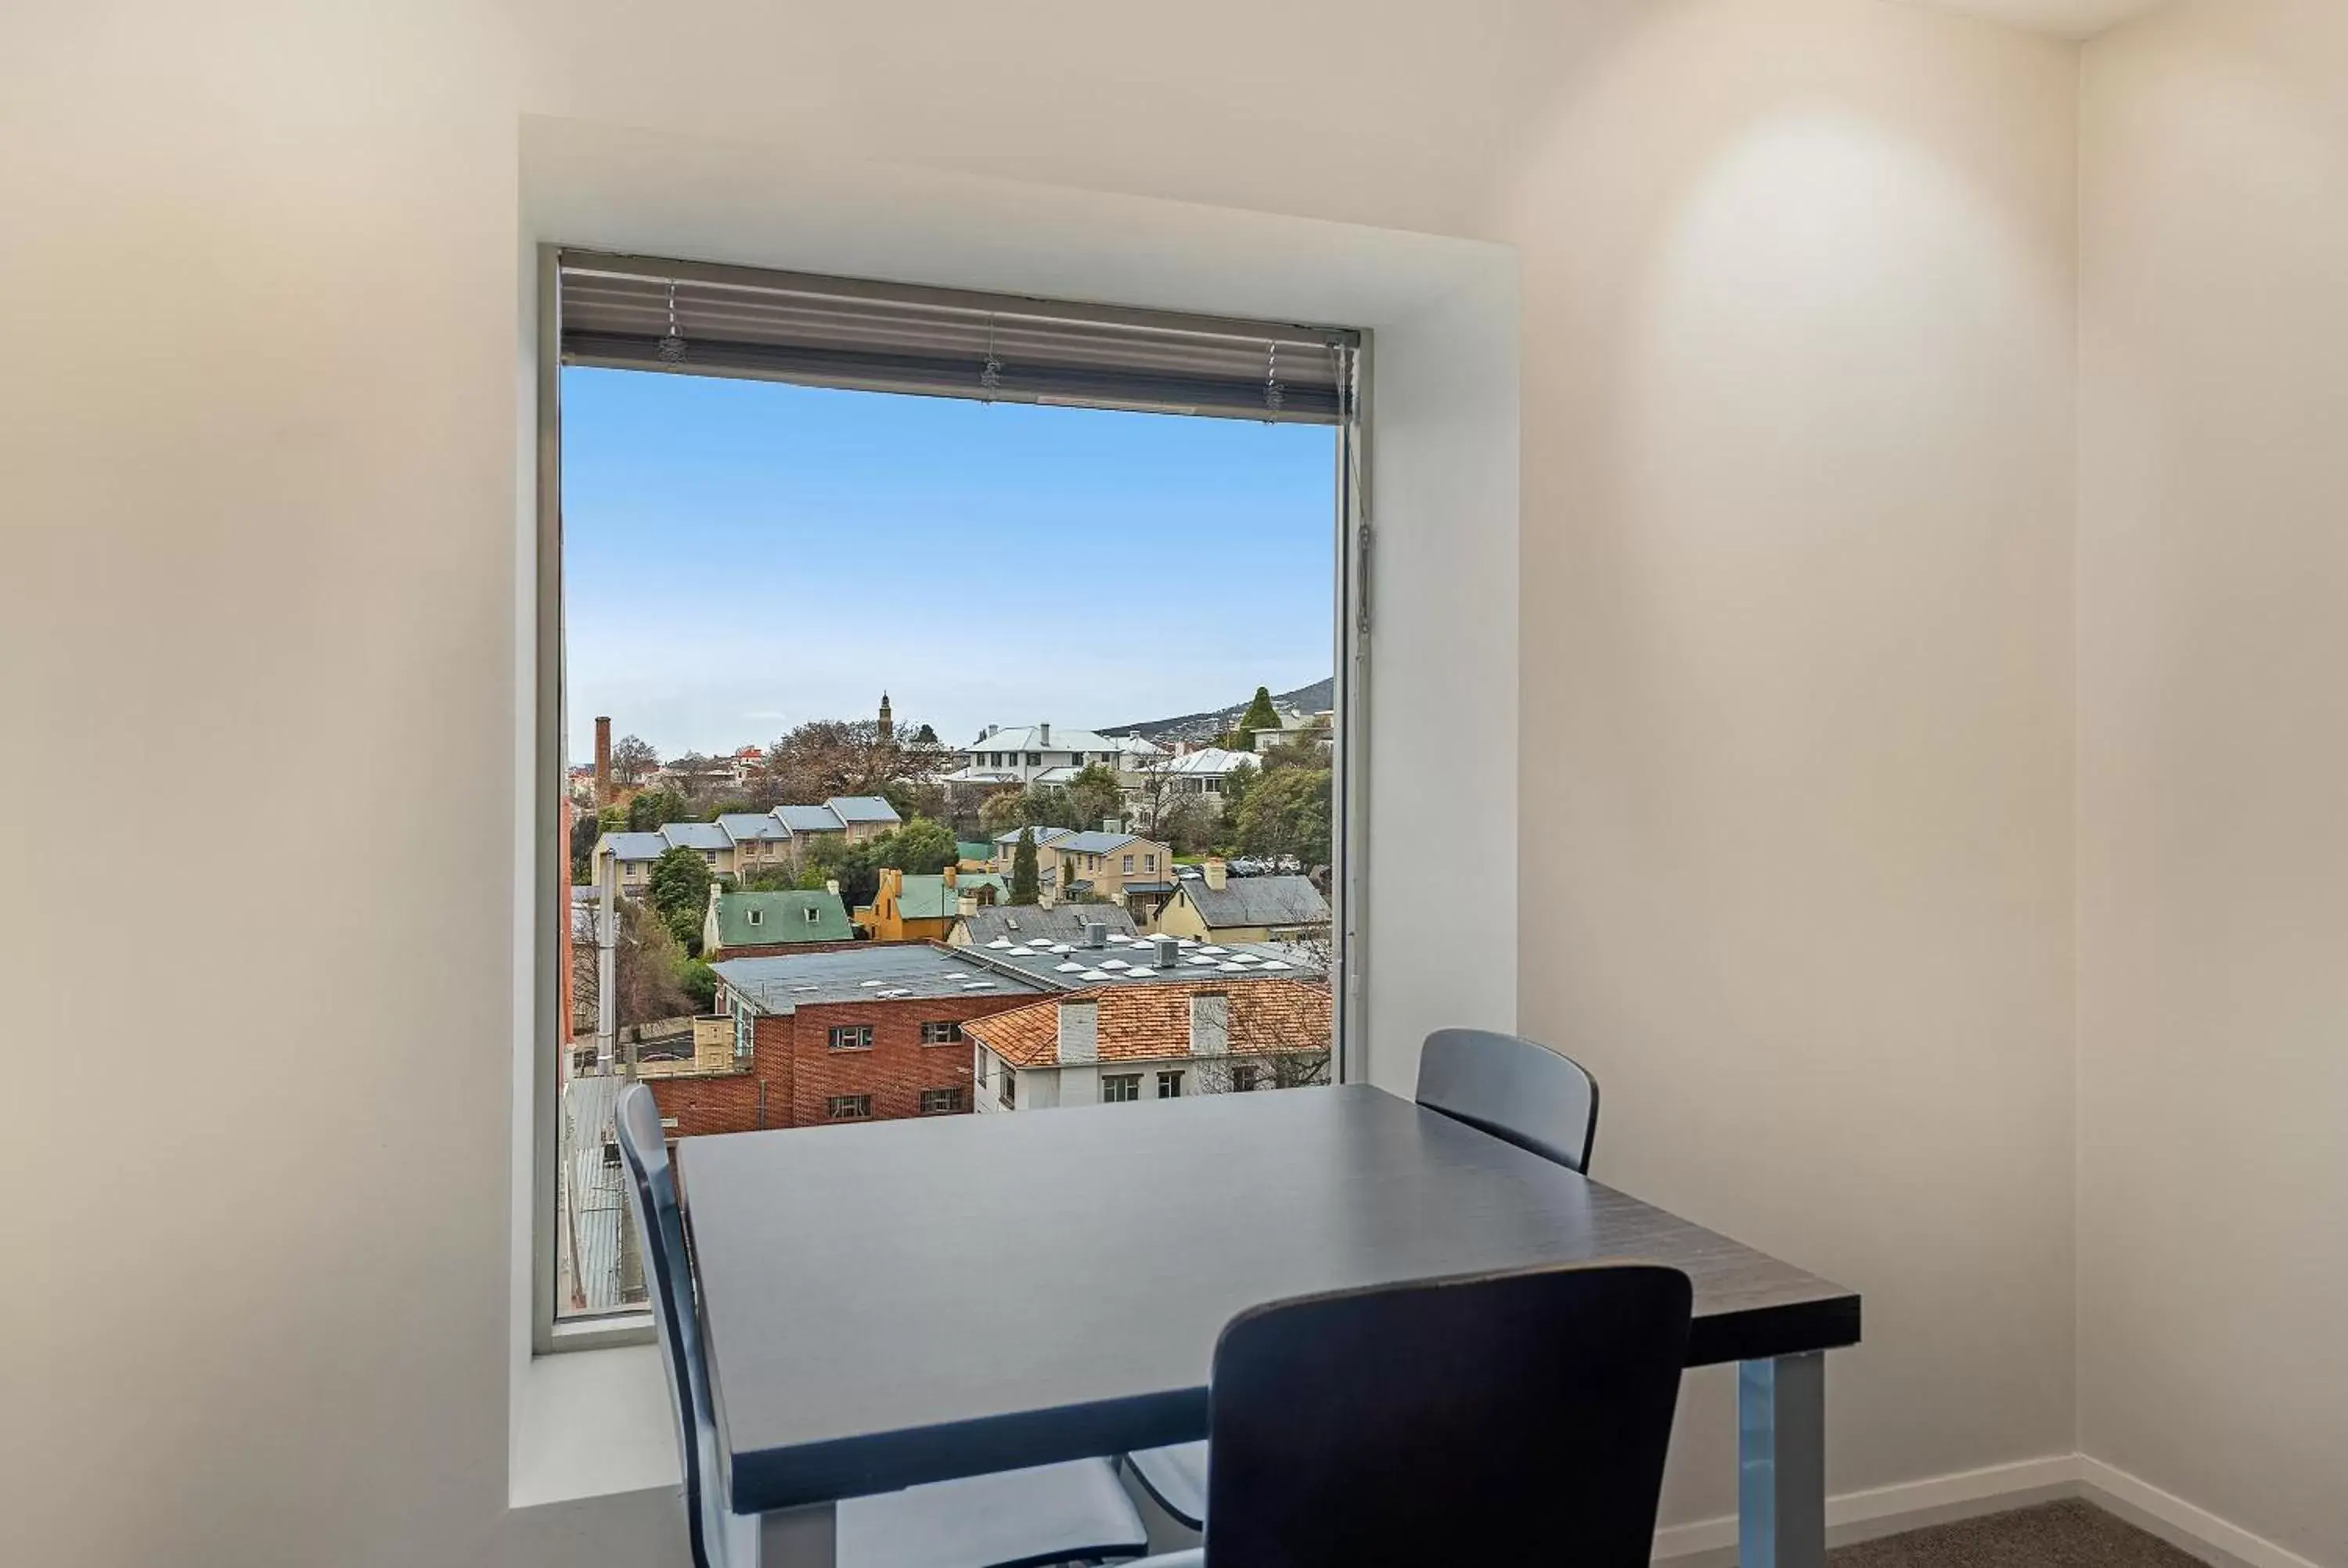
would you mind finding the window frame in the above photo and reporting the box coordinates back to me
[826,1093,874,1121]
[827,1023,875,1052]
[531,245,1372,1354]
[1102,1073,1143,1103]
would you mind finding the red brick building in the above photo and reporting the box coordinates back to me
[646,944,1048,1137]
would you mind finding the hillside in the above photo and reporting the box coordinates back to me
[1104,677,1334,744]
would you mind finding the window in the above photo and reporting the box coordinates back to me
[1158,1070,1184,1099]
[1230,1063,1260,1093]
[919,1087,967,1115]
[1103,1074,1142,1103]
[540,250,1361,1346]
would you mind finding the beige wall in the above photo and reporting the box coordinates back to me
[1505,0,2082,1527]
[2077,4,2348,1562]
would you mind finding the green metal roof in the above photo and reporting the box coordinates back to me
[956,841,994,863]
[895,872,1008,921]
[711,890,853,948]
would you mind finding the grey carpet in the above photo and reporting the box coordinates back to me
[1831,1501,2207,1568]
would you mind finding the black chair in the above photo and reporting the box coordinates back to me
[1128,1028,1608,1530]
[1415,1025,1601,1172]
[613,1084,1150,1568]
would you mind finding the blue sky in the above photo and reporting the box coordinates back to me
[562,369,1336,764]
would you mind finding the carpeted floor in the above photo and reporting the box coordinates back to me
[1831,1501,2206,1568]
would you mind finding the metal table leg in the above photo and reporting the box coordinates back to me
[1739,1353,1825,1568]
[746,1501,836,1567]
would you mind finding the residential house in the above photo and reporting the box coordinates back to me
[857,866,1010,944]
[591,830,667,897]
[824,795,902,843]
[643,946,1048,1138]
[658,819,734,875]
[1157,863,1332,944]
[701,886,857,959]
[963,975,1331,1111]
[949,724,1136,787]
[1044,829,1179,926]
[716,811,794,873]
[1143,745,1258,811]
[947,903,1140,951]
[772,802,848,849]
[990,824,1079,879]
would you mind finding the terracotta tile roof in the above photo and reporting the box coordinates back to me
[963,977,1332,1068]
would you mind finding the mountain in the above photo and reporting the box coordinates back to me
[1104,678,1334,744]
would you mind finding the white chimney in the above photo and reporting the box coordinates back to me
[1057,999,1099,1064]
[956,893,979,918]
[1189,994,1229,1056]
[825,878,840,896]
[1039,722,1051,746]
[1101,815,1122,834]
[1204,858,1228,890]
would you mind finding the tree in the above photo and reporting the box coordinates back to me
[647,846,711,951]
[758,717,953,809]
[1254,735,1327,774]
[1230,764,1332,867]
[1155,795,1217,856]
[1010,828,1041,906]
[1233,685,1280,751]
[612,897,695,1030]
[912,722,939,745]
[1066,764,1124,831]
[979,784,1081,836]
[873,816,957,875]
[679,958,718,1012]
[626,788,687,833]
[610,734,659,788]
[568,811,603,881]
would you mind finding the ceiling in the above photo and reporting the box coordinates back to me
[1887,0,2170,38]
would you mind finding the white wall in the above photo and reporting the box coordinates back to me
[1502,0,2083,1532]
[2077,5,2348,1563]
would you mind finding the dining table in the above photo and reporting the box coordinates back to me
[675,1081,1860,1568]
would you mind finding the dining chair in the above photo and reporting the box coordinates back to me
[613,1084,1151,1568]
[1127,1028,1607,1531]
[1415,1025,1601,1172]
[1204,1262,1689,1566]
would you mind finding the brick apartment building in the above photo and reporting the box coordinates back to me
[645,945,1048,1137]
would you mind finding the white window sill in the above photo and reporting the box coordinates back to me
[510,1341,680,1510]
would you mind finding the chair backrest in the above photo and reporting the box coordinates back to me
[1416,1027,1601,1172]
[614,1083,737,1568]
[1203,1263,1691,1568]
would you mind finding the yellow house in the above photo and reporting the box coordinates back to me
[1155,862,1331,944]
[858,865,1010,943]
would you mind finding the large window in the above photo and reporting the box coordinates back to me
[537,250,1366,1347]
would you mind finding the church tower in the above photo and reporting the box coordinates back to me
[877,692,894,743]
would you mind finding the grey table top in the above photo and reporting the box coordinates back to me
[677,1083,1860,1512]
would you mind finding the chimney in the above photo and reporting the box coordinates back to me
[878,867,903,904]
[1084,920,1107,950]
[1189,994,1229,1056]
[942,865,958,889]
[825,879,840,897]
[1039,722,1050,746]
[1057,999,1098,1064]
[1101,815,1122,834]
[594,716,612,809]
[1205,858,1228,890]
[956,893,979,918]
[1154,936,1179,969]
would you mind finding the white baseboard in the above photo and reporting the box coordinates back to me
[1653,1452,2327,1568]
[2076,1457,2327,1568]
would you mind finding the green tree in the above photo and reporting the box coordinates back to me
[978,783,1081,836]
[1230,765,1332,867]
[873,816,957,875]
[912,722,939,745]
[569,811,603,881]
[1066,764,1124,831]
[1233,685,1280,751]
[626,788,687,833]
[1010,827,1041,906]
[647,846,712,951]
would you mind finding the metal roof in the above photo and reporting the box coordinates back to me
[1054,830,1150,855]
[992,825,1079,847]
[598,832,668,861]
[660,822,732,851]
[713,945,1048,1014]
[1176,874,1332,929]
[774,804,847,834]
[717,812,792,843]
[962,726,1123,756]
[953,904,1140,948]
[891,873,1010,921]
[957,933,1323,991]
[825,796,902,824]
[711,890,854,948]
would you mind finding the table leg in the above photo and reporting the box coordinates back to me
[746,1501,836,1567]
[1738,1353,1825,1568]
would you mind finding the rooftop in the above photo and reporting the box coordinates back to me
[597,831,668,862]
[710,890,855,948]
[774,804,847,834]
[717,812,792,843]
[1150,746,1259,777]
[955,904,1140,948]
[826,795,902,825]
[958,930,1324,990]
[964,977,1333,1068]
[712,944,1048,1013]
[890,872,1010,921]
[660,822,732,852]
[1175,873,1332,929]
[992,825,1080,848]
[963,725,1122,755]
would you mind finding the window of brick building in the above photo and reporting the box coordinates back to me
[828,1025,873,1052]
[920,1021,964,1045]
[920,1088,967,1115]
[827,1095,873,1120]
